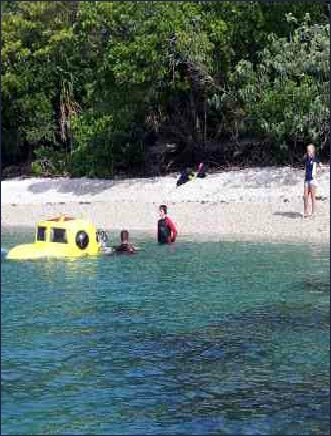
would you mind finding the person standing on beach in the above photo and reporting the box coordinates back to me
[157,205,177,244]
[303,143,323,218]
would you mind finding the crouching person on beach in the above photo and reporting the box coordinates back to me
[303,144,323,219]
[113,230,137,254]
[196,162,206,178]
[176,168,194,187]
[157,205,177,244]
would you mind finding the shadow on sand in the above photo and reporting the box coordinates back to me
[27,178,114,196]
[273,211,302,219]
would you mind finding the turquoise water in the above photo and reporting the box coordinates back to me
[1,228,330,435]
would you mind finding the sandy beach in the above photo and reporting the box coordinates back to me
[1,166,329,244]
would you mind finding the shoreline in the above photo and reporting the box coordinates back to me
[2,199,329,245]
[1,167,329,245]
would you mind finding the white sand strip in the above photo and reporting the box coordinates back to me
[1,167,329,243]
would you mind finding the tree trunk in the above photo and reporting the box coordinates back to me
[189,92,195,135]
[203,96,207,147]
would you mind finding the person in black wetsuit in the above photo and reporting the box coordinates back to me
[113,230,137,254]
[157,205,177,244]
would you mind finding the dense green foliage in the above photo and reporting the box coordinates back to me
[1,1,329,177]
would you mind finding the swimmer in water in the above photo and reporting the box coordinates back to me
[113,230,137,254]
[157,205,177,244]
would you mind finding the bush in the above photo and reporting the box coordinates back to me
[233,16,330,160]
[31,146,69,176]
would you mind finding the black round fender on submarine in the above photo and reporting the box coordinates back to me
[76,231,89,249]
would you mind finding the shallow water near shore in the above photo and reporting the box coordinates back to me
[1,228,330,435]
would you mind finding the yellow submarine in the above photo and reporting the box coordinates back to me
[6,216,108,260]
